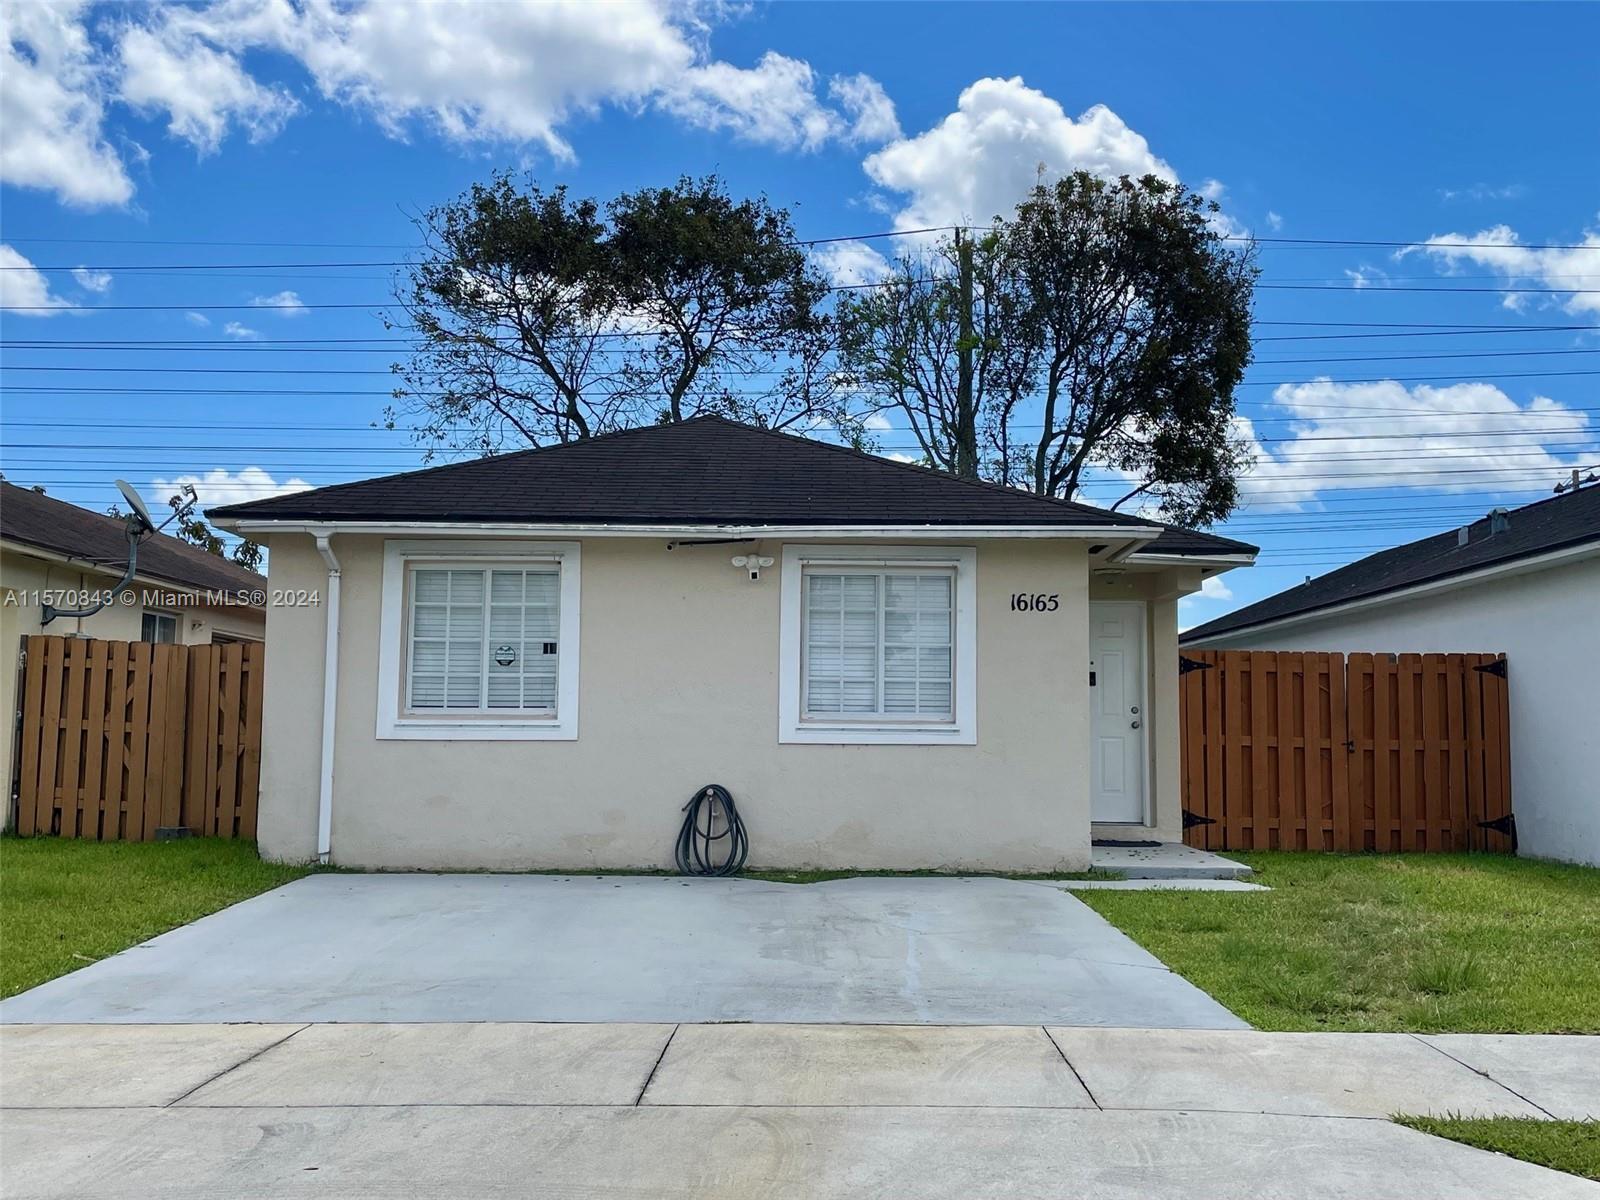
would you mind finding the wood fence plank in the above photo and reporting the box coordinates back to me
[1202,653,1224,850]
[1222,651,1246,850]
[1396,654,1419,852]
[122,643,152,842]
[1328,653,1351,851]
[15,636,48,836]
[81,641,109,842]
[103,641,128,839]
[1484,656,1513,851]
[160,650,188,831]
[141,646,172,841]
[184,646,214,833]
[1276,654,1298,849]
[1302,654,1326,851]
[238,644,265,839]
[217,643,243,837]
[34,637,64,837]
[1249,652,1271,851]
[1420,655,1443,851]
[1444,655,1468,851]
[1464,654,1488,851]
[58,639,87,839]
[1372,655,1394,852]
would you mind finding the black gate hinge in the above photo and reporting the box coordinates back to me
[1182,809,1217,829]
[1477,813,1517,852]
[1473,658,1508,678]
[1179,655,1215,676]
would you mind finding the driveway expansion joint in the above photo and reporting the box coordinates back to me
[634,1024,680,1106]
[1406,1032,1559,1119]
[162,1023,309,1108]
[1041,1026,1101,1110]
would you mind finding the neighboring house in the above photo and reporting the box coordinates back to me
[211,416,1255,871]
[1,481,267,807]
[1183,483,1600,867]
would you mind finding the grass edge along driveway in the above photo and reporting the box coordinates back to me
[1,837,307,999]
[1394,1116,1600,1182]
[1075,852,1600,1033]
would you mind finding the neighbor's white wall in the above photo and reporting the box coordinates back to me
[256,533,1094,872]
[1192,555,1600,866]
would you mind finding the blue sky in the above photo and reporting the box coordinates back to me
[2,0,1597,627]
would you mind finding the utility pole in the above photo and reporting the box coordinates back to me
[954,228,978,479]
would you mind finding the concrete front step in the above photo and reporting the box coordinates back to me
[1091,842,1253,880]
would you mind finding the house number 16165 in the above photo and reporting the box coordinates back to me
[1010,592,1060,612]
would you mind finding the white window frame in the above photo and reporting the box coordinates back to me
[141,609,178,644]
[778,544,977,745]
[377,539,580,740]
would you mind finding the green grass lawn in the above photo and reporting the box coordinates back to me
[1395,1116,1600,1181]
[0,837,308,999]
[1076,852,1600,1032]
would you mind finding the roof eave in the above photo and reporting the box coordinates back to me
[209,517,1165,542]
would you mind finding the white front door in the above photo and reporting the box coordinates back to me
[1089,601,1147,824]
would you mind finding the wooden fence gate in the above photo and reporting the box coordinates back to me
[12,635,263,841]
[1179,650,1513,853]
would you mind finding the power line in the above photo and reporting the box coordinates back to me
[10,346,1600,376]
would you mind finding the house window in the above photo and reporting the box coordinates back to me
[803,571,953,720]
[377,541,580,740]
[406,567,559,713]
[141,611,177,644]
[779,545,976,745]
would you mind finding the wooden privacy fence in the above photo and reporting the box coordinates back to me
[1180,650,1513,853]
[12,635,263,841]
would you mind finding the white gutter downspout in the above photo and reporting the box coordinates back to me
[313,530,341,864]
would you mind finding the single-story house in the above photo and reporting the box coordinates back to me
[210,416,1255,871]
[1,480,267,807]
[1182,482,1600,867]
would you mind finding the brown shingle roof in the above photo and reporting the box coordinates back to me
[1,481,265,602]
[211,415,1254,557]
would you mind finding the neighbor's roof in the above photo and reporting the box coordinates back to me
[1,481,266,602]
[209,416,1253,557]
[1183,482,1600,642]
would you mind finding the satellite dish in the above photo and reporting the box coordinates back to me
[115,479,155,534]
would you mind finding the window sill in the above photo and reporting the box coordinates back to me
[377,716,577,742]
[779,722,976,746]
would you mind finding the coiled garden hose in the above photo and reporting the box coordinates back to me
[675,784,749,876]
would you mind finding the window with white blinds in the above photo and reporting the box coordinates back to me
[803,569,954,721]
[407,566,561,714]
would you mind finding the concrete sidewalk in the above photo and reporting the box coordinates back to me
[3,1023,1595,1198]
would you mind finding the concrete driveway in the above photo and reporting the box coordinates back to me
[0,873,1244,1028]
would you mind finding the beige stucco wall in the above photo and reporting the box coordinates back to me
[1,545,265,816]
[258,533,1108,872]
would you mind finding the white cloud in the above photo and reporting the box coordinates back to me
[185,310,212,327]
[1265,211,1284,231]
[1179,572,1234,617]
[222,320,260,339]
[152,466,312,512]
[1403,222,1600,316]
[0,244,75,314]
[1344,265,1388,290]
[70,265,112,293]
[3,1,898,204]
[0,0,134,207]
[1234,379,1592,507]
[116,15,298,153]
[863,77,1177,231]
[663,53,902,153]
[829,73,900,144]
[250,289,306,315]
[1439,183,1526,203]
[810,240,892,287]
